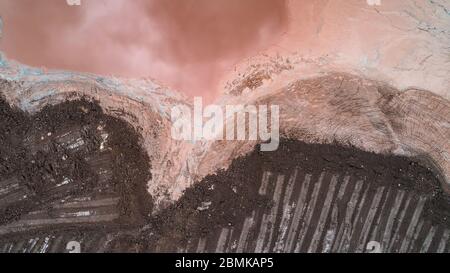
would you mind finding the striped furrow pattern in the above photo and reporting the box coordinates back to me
[0,232,110,253]
[179,170,450,253]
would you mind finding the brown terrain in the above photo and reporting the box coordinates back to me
[0,0,448,253]
[0,71,449,253]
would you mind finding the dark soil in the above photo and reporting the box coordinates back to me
[146,140,450,252]
[0,93,448,252]
[0,95,152,226]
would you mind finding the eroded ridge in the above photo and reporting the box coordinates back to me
[199,73,450,197]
